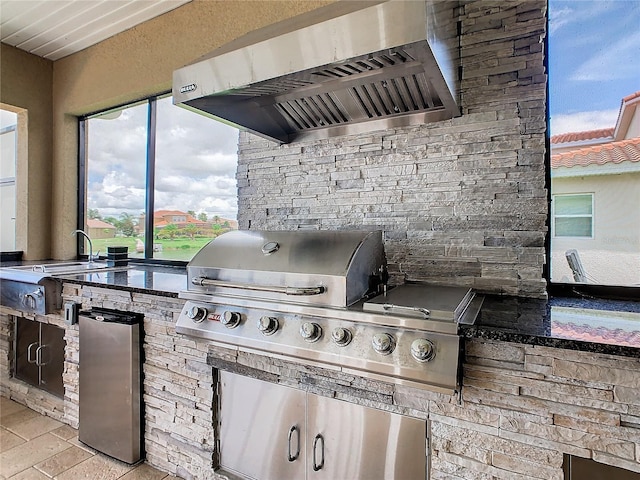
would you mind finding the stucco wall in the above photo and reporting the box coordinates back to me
[0,45,53,260]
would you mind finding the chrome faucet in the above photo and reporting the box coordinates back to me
[72,229,97,263]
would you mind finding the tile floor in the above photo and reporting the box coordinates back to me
[0,396,179,480]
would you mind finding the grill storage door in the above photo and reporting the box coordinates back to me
[218,372,427,480]
[307,394,426,479]
[219,372,307,480]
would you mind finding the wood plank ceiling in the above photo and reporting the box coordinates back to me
[0,0,191,61]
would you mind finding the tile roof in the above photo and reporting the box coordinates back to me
[87,218,116,229]
[551,137,640,168]
[550,128,614,144]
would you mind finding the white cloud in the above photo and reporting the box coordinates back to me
[548,6,573,34]
[550,108,619,135]
[571,30,640,82]
[87,96,240,222]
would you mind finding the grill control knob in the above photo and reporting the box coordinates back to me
[372,333,395,355]
[257,316,279,336]
[187,305,207,323]
[300,322,322,343]
[331,327,352,347]
[410,339,436,362]
[221,311,241,329]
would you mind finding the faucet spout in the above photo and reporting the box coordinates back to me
[72,229,95,263]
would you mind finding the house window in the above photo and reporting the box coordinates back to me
[548,0,640,288]
[552,194,593,238]
[80,94,239,262]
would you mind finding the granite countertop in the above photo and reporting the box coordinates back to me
[54,263,187,296]
[5,261,638,358]
[464,295,640,358]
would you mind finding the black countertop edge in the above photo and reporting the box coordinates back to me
[460,325,640,358]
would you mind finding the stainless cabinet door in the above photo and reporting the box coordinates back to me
[14,317,40,387]
[218,371,307,480]
[307,394,427,480]
[39,323,65,397]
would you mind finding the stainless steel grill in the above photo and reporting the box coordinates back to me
[176,230,482,393]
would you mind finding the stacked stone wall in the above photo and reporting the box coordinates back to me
[237,0,548,298]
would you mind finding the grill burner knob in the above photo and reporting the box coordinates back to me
[410,339,436,362]
[257,316,279,336]
[300,322,322,343]
[331,327,352,347]
[221,311,241,329]
[372,333,395,355]
[187,305,207,323]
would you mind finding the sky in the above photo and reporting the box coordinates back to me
[548,0,640,134]
[86,96,240,221]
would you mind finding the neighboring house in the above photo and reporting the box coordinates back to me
[87,218,116,239]
[551,91,640,286]
[138,210,238,235]
[152,210,207,230]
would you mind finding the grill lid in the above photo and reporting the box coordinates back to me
[184,230,386,307]
[172,0,460,144]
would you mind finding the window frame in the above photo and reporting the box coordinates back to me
[78,93,183,264]
[544,1,638,300]
[551,193,594,239]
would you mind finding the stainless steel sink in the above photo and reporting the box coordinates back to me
[7,261,111,275]
[0,261,117,314]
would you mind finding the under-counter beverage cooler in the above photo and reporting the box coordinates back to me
[78,308,143,464]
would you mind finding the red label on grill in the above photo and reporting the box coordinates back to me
[208,313,222,322]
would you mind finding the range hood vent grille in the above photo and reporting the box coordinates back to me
[173,1,460,144]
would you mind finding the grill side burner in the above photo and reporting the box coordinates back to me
[176,229,482,393]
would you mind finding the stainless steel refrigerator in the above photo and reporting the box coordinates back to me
[78,308,142,464]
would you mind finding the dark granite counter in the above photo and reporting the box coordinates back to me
[55,264,186,296]
[463,295,640,358]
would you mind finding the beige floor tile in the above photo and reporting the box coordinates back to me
[66,436,98,455]
[0,408,40,430]
[5,414,63,441]
[119,463,169,480]
[0,428,25,453]
[54,454,134,480]
[0,400,26,420]
[7,467,50,480]
[34,445,94,477]
[0,433,71,478]
[50,424,78,441]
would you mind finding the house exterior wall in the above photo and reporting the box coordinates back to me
[551,172,640,285]
[237,0,548,298]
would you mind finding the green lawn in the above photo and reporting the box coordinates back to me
[91,237,214,262]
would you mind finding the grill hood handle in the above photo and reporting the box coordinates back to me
[192,277,325,296]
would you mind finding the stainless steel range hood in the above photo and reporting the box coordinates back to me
[172,0,460,144]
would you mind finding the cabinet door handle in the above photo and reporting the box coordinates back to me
[287,425,300,462]
[312,433,324,471]
[27,342,40,363]
[35,345,48,366]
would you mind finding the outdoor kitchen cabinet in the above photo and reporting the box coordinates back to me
[14,317,65,397]
[218,371,427,480]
